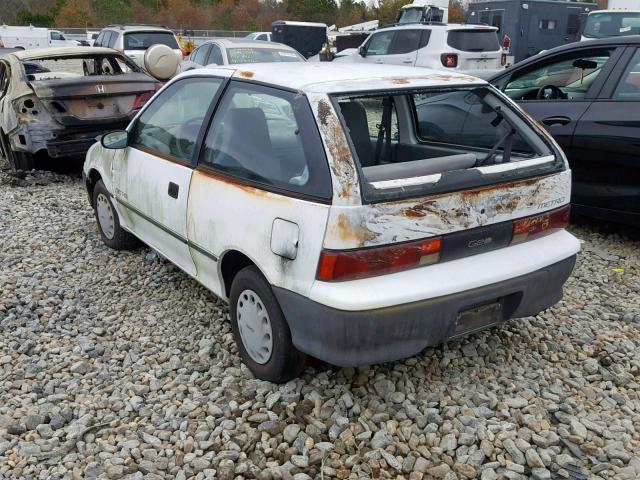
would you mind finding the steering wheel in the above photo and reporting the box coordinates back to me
[173,118,202,159]
[536,84,565,100]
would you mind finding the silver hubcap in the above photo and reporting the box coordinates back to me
[96,193,115,240]
[236,289,273,364]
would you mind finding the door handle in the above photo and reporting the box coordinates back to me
[375,59,384,64]
[168,182,179,199]
[402,59,413,64]
[542,116,571,126]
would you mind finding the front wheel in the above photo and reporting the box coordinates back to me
[92,180,138,250]
[230,266,306,383]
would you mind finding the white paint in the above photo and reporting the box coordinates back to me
[310,230,580,311]
[370,173,442,189]
[477,155,555,174]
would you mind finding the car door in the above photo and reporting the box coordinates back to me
[359,31,395,64]
[381,29,424,67]
[186,81,333,297]
[570,46,640,223]
[112,76,226,275]
[493,46,623,159]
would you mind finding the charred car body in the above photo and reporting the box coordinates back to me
[0,47,159,170]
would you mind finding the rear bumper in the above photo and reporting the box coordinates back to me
[275,255,576,367]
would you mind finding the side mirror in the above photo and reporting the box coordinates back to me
[144,43,180,81]
[101,130,128,149]
[358,45,367,57]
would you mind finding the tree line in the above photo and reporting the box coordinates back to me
[11,0,469,31]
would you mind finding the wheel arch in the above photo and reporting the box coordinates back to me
[85,168,103,206]
[219,249,268,299]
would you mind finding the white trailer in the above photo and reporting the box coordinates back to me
[0,25,79,50]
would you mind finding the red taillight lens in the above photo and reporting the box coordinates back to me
[502,35,511,50]
[316,237,442,282]
[132,91,154,110]
[511,205,570,245]
[441,53,458,68]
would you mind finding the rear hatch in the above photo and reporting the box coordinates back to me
[446,28,502,75]
[29,74,157,125]
[316,84,570,280]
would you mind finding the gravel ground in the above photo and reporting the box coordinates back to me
[1,162,639,480]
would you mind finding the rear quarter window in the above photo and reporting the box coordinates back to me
[447,30,499,52]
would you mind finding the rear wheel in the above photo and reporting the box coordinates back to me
[92,180,138,250]
[230,266,306,383]
[0,132,34,171]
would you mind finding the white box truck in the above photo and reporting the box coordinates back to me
[581,0,640,40]
[0,25,79,50]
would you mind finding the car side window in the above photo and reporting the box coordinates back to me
[256,34,267,41]
[130,77,224,163]
[94,32,105,47]
[199,82,331,199]
[192,45,210,65]
[366,31,395,56]
[207,45,224,65]
[389,30,423,55]
[504,50,611,101]
[613,49,640,100]
[107,32,118,48]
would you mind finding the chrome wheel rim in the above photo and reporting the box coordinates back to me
[96,193,115,240]
[236,289,273,364]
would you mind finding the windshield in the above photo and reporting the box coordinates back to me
[399,7,424,23]
[124,31,179,50]
[226,48,304,64]
[583,11,640,38]
[22,54,140,81]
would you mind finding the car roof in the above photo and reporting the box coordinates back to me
[201,38,294,49]
[104,25,174,33]
[11,47,121,61]
[376,23,498,32]
[180,62,485,93]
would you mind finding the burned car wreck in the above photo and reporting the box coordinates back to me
[0,47,159,170]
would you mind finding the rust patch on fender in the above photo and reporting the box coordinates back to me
[333,213,376,247]
[238,70,254,78]
[391,78,410,85]
[194,168,288,202]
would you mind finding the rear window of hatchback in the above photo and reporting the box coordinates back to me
[447,30,500,52]
[124,32,179,50]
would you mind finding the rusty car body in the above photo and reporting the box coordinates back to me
[0,47,159,170]
[83,63,580,382]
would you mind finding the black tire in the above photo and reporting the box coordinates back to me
[0,132,34,171]
[92,180,138,250]
[230,266,306,383]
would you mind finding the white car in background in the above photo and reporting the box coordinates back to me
[245,31,272,42]
[335,23,505,78]
[83,63,579,382]
[180,38,304,70]
[93,25,183,68]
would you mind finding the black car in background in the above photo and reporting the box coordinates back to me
[489,36,640,227]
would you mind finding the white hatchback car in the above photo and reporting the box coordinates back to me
[335,23,505,79]
[83,63,579,382]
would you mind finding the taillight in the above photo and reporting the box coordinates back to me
[441,53,458,68]
[511,205,570,245]
[502,35,511,51]
[132,91,154,110]
[316,237,442,282]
